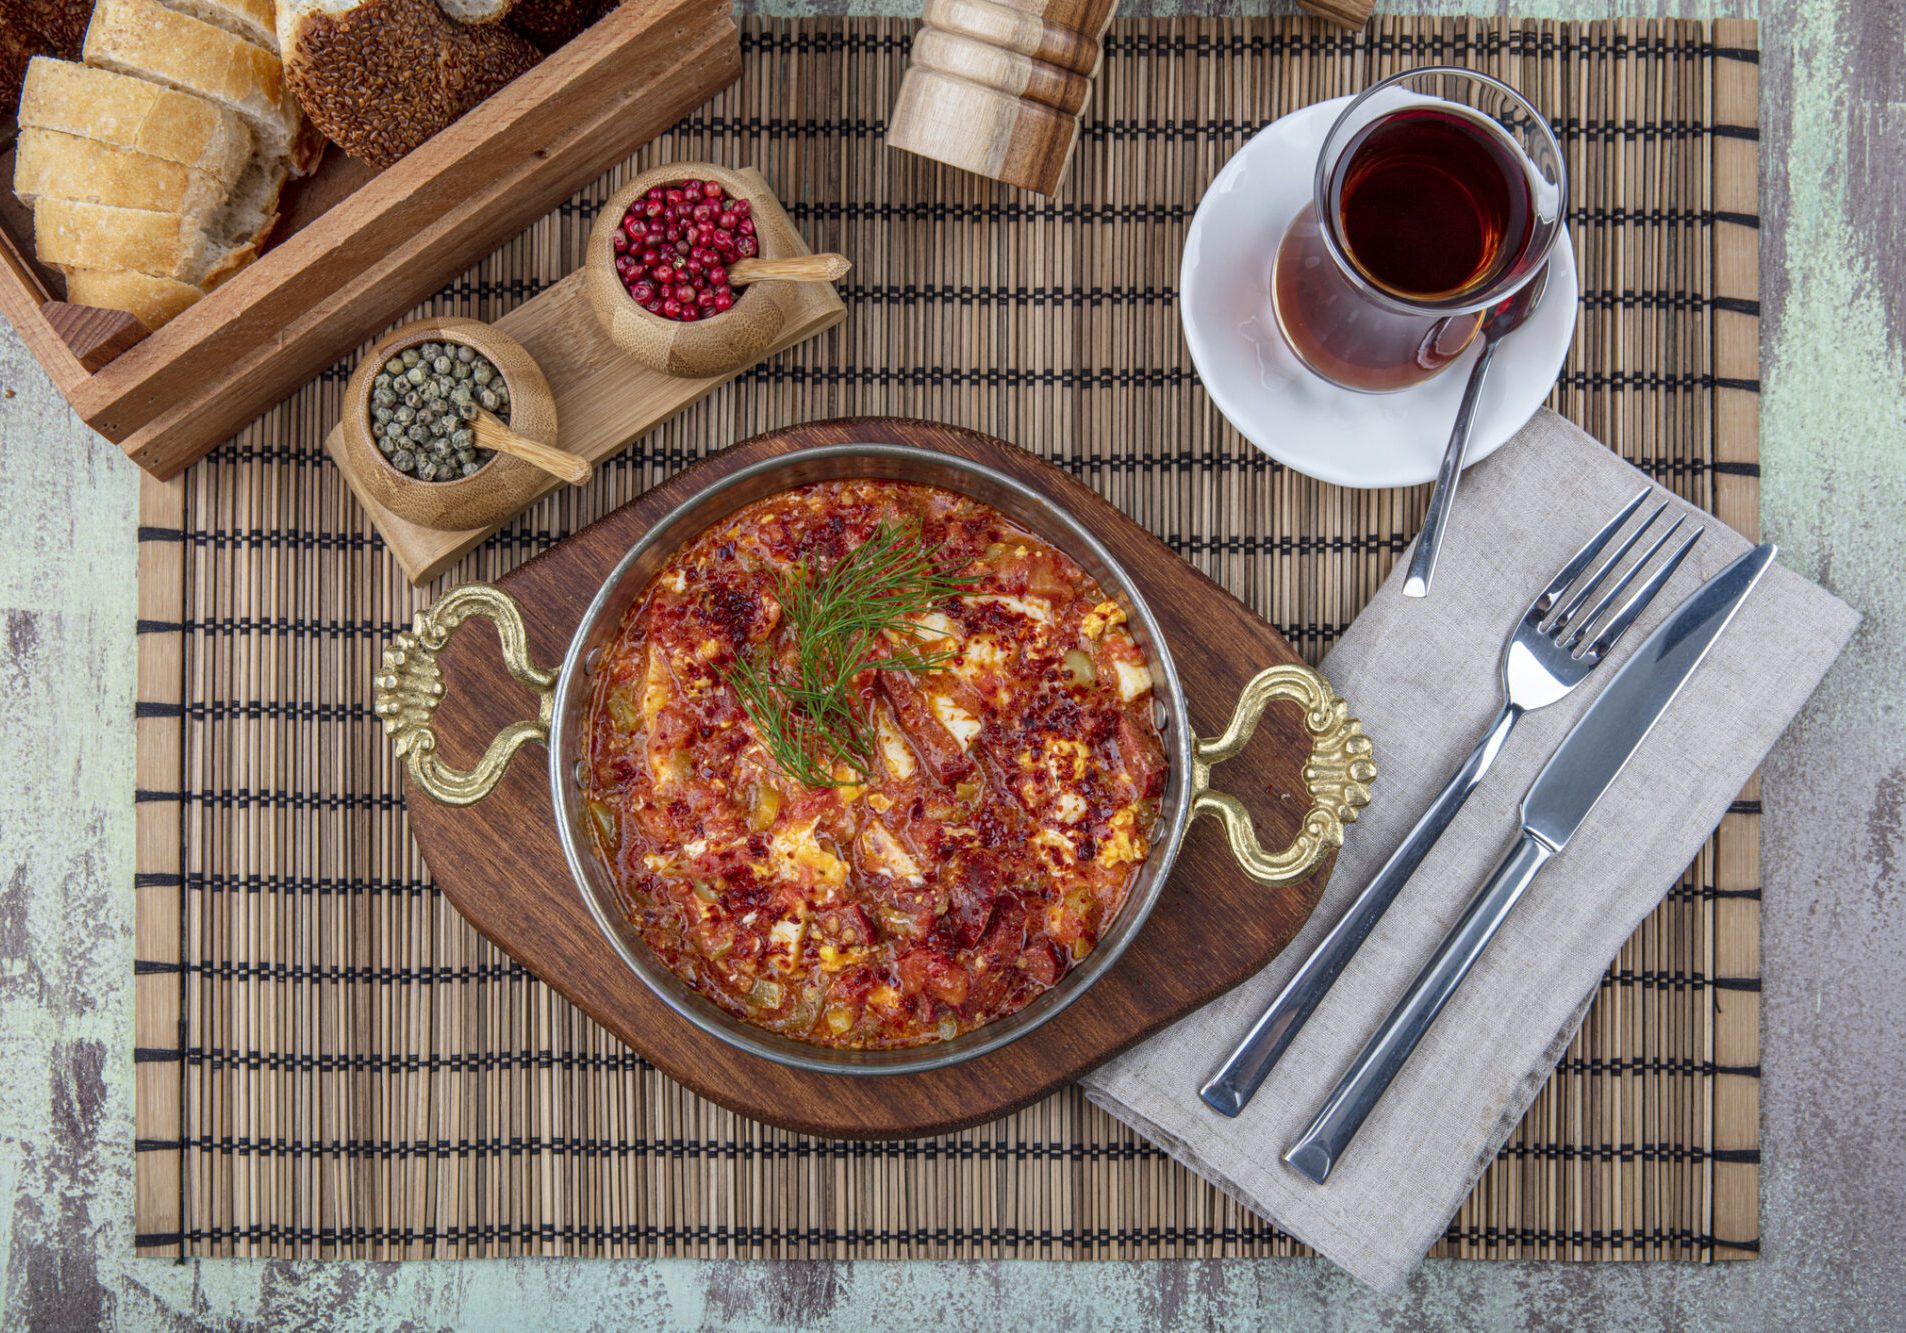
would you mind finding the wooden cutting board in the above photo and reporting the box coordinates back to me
[402,417,1364,1137]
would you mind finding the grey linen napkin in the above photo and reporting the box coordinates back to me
[1080,409,1859,1293]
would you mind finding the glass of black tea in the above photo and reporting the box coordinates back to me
[1272,68,1566,393]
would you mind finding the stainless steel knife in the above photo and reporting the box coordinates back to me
[1283,542,1777,1185]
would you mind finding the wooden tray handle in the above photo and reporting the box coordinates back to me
[1190,664,1376,886]
[373,583,556,806]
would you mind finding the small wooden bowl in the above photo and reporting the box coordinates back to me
[340,317,560,532]
[584,162,795,378]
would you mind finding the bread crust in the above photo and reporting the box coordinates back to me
[20,58,256,183]
[86,0,320,175]
[153,0,278,53]
[33,196,208,281]
[14,127,233,220]
[62,266,204,329]
[283,0,539,169]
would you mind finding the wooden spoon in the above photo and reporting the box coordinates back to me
[472,410,593,486]
[725,253,853,287]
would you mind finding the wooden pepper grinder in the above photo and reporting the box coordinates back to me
[886,0,1119,196]
[887,0,1374,196]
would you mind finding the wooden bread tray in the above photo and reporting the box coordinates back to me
[399,417,1360,1138]
[0,0,740,479]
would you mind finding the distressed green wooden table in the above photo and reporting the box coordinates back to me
[0,0,1900,1327]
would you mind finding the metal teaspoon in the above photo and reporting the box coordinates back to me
[1403,265,1552,598]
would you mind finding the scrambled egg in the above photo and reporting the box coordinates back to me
[1096,805,1147,868]
[1080,600,1128,638]
[769,820,848,891]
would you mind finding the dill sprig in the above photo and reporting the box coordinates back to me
[726,519,974,788]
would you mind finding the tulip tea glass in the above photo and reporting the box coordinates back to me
[1272,68,1566,394]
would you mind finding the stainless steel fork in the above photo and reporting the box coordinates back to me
[1199,488,1701,1116]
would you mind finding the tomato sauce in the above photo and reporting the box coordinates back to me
[581,481,1167,1049]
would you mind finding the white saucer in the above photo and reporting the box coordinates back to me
[1179,96,1578,489]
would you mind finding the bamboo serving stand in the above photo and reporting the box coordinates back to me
[325,167,845,583]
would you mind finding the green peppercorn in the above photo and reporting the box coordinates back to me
[364,337,505,482]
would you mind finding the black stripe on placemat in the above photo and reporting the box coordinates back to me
[152,525,1412,557]
[134,702,184,719]
[134,872,182,888]
[1494,1142,1761,1164]
[1729,799,1763,814]
[136,619,184,634]
[172,1048,650,1076]
[169,790,404,812]
[124,1127,1763,1170]
[1441,1226,1759,1251]
[1668,884,1764,901]
[179,873,436,897]
[668,114,1758,147]
[779,200,1760,230]
[166,701,377,724]
[404,269,1767,314]
[1600,969,1760,991]
[175,960,532,984]
[134,1133,1182,1163]
[137,1220,1749,1249]
[1552,1055,1759,1077]
[832,281,1759,311]
[212,429,1761,487]
[737,29,1759,62]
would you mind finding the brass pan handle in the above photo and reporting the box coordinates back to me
[1189,664,1376,886]
[373,583,557,806]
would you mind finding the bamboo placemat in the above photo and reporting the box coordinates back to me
[132,16,1763,1262]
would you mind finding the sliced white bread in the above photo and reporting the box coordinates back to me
[34,197,214,282]
[14,127,234,221]
[84,0,319,175]
[280,0,539,169]
[198,152,286,287]
[146,0,277,52]
[31,149,280,288]
[62,267,203,330]
[19,58,254,184]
